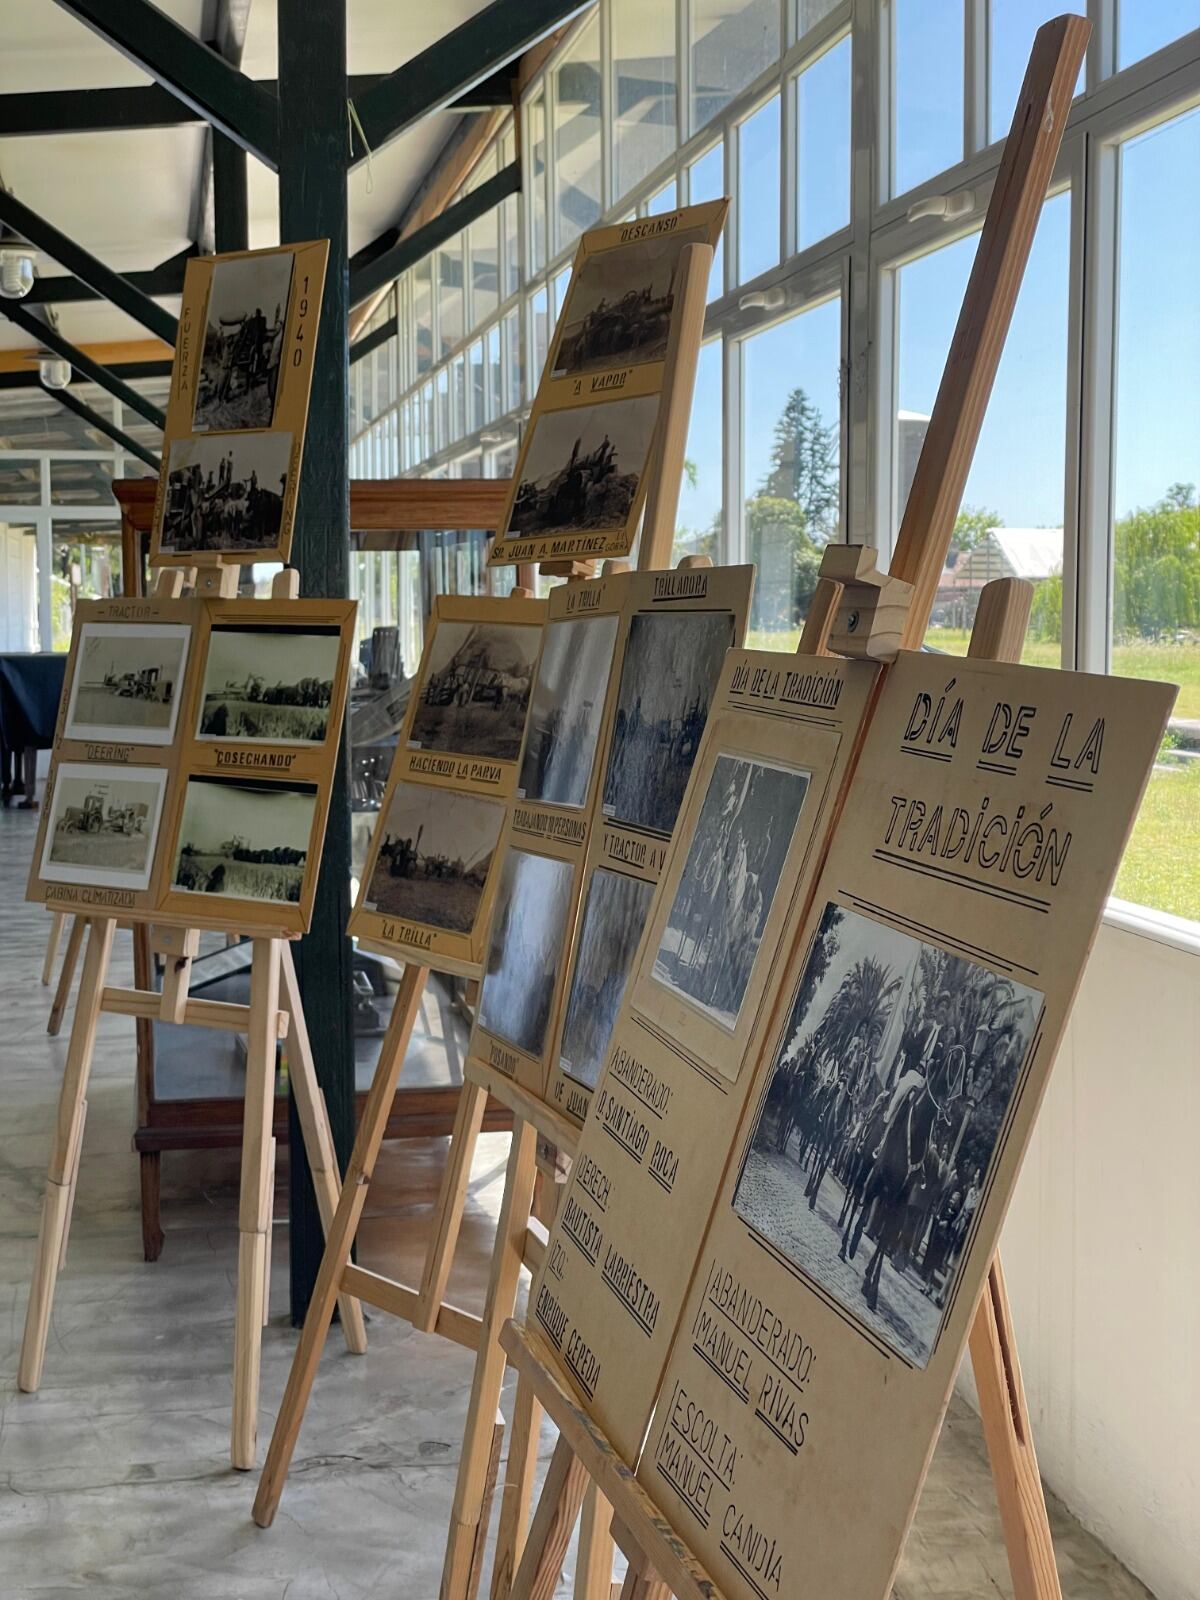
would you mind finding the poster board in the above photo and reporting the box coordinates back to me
[348,592,547,977]
[150,240,329,567]
[28,593,356,936]
[530,649,879,1458]
[636,652,1173,1600]
[488,202,727,569]
[466,563,754,1100]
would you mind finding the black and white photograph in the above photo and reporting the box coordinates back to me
[506,396,657,540]
[553,227,710,378]
[559,868,655,1090]
[41,763,167,891]
[64,622,190,746]
[364,783,505,934]
[518,614,619,808]
[198,624,341,744]
[171,776,317,904]
[408,619,540,761]
[194,250,294,430]
[602,610,734,834]
[160,431,292,555]
[732,903,1043,1366]
[477,848,575,1059]
[653,755,811,1028]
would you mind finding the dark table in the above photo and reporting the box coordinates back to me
[0,652,66,803]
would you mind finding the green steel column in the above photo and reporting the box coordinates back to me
[277,0,355,1324]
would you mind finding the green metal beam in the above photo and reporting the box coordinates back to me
[0,301,166,428]
[24,247,195,308]
[49,0,281,170]
[350,0,592,157]
[0,189,179,345]
[349,160,519,307]
[349,319,393,365]
[40,381,162,471]
[0,359,172,391]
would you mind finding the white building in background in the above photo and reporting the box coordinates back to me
[896,409,929,518]
[955,527,1064,587]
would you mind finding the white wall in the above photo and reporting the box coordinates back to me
[961,919,1200,1600]
[0,523,38,651]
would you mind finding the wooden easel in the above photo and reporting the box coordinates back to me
[252,241,716,1596]
[17,562,367,1471]
[480,15,1089,1598]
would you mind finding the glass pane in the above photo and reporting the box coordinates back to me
[413,257,433,374]
[742,298,841,645]
[468,340,485,432]
[554,14,603,253]
[688,142,726,298]
[646,180,678,215]
[691,0,781,132]
[528,90,548,274]
[471,208,499,327]
[613,0,677,203]
[52,520,121,650]
[484,329,500,422]
[437,236,464,356]
[450,355,466,442]
[1118,0,1200,68]
[436,368,450,451]
[50,457,115,506]
[894,192,1070,666]
[530,287,550,390]
[796,0,841,36]
[554,265,573,319]
[989,0,1085,146]
[1110,108,1200,924]
[502,191,521,299]
[893,0,963,197]
[738,95,780,283]
[503,309,522,411]
[420,381,434,458]
[0,458,41,504]
[675,340,723,562]
[797,34,851,250]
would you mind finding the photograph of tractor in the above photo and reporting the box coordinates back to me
[44,770,163,881]
[68,622,189,739]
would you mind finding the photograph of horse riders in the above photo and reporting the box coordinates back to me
[559,867,655,1089]
[602,610,735,835]
[194,250,293,430]
[518,614,619,808]
[733,903,1042,1365]
[552,225,711,378]
[477,847,575,1060]
[653,754,810,1029]
[507,396,656,541]
[160,431,291,556]
[363,783,505,934]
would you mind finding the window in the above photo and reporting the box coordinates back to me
[1118,1,1200,69]
[528,89,548,273]
[1109,107,1200,921]
[796,34,851,250]
[470,207,499,327]
[989,1,1086,145]
[530,286,550,390]
[503,309,521,412]
[613,0,677,202]
[675,341,723,562]
[737,95,780,282]
[688,142,727,298]
[691,0,781,132]
[412,257,433,375]
[891,193,1071,667]
[554,14,603,253]
[741,297,842,644]
[485,327,501,423]
[437,237,464,357]
[646,180,678,215]
[892,0,963,196]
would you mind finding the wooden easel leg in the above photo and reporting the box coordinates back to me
[231,938,282,1471]
[441,1117,539,1600]
[970,1254,1062,1600]
[490,1376,543,1600]
[465,1409,507,1600]
[47,914,85,1036]
[19,917,115,1393]
[139,1152,165,1262]
[507,1434,590,1600]
[41,911,66,986]
[616,1550,670,1600]
[416,1076,489,1331]
[252,963,430,1526]
[277,941,367,1354]
[574,1483,614,1600]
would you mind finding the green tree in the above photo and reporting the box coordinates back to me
[762,388,839,541]
[1113,497,1200,639]
[951,504,1002,557]
[743,494,822,628]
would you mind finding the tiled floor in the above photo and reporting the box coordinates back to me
[0,807,1155,1598]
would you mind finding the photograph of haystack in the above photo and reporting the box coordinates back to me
[477,848,574,1059]
[507,396,656,539]
[653,754,810,1028]
[408,619,539,762]
[40,764,166,891]
[364,783,504,933]
[64,622,190,746]
[518,614,619,807]
[160,431,291,555]
[602,610,734,833]
[552,226,710,377]
[198,624,340,744]
[559,867,655,1089]
[733,903,1042,1366]
[171,776,316,904]
[194,250,294,431]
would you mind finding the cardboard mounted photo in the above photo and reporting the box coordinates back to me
[150,240,329,567]
[349,591,546,976]
[489,201,727,568]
